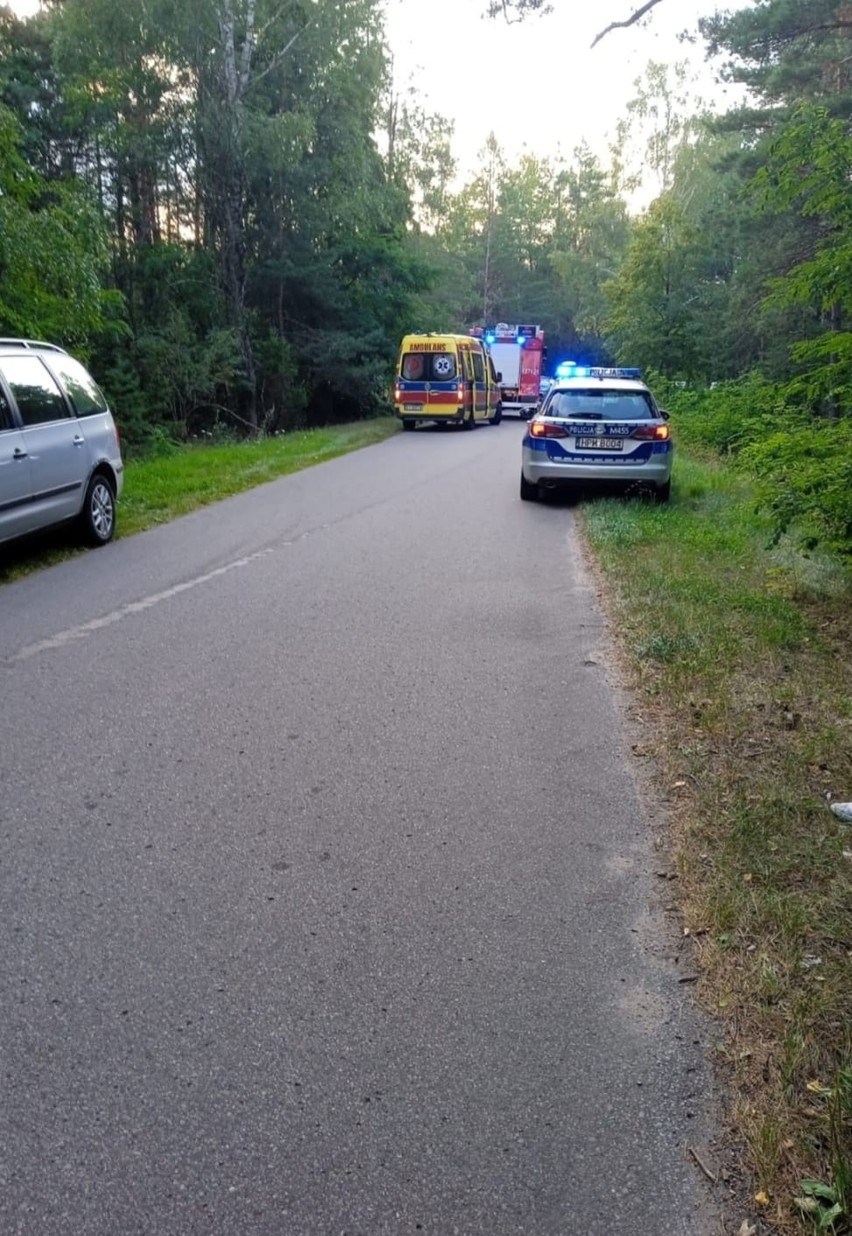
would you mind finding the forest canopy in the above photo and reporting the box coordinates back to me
[1,0,851,553]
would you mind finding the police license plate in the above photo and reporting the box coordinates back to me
[404,403,423,411]
[576,437,623,450]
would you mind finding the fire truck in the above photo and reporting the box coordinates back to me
[472,324,546,419]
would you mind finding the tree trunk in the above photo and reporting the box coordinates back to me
[205,0,259,430]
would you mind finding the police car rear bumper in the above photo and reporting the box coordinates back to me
[522,450,672,487]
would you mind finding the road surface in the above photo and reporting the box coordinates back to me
[0,421,719,1234]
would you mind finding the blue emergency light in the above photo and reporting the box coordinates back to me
[485,332,496,345]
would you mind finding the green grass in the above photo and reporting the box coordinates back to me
[581,452,852,1232]
[121,418,399,534]
[0,417,399,581]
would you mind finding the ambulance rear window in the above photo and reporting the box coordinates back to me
[401,352,457,381]
[429,353,457,380]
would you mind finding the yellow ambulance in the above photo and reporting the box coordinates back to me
[393,334,503,430]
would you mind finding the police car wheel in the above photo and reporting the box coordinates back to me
[520,472,538,502]
[655,479,671,503]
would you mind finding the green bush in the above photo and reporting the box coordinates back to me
[739,418,852,556]
[657,372,799,455]
[655,375,852,557]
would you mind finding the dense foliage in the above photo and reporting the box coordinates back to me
[0,0,850,552]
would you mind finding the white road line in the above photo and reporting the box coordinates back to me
[8,547,276,664]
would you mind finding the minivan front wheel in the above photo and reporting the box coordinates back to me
[81,472,116,545]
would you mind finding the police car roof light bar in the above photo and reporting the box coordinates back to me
[588,366,643,379]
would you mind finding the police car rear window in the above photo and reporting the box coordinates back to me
[401,352,457,381]
[546,389,654,420]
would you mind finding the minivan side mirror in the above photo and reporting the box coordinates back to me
[496,372,502,382]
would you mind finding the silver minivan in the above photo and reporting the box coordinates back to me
[0,339,124,548]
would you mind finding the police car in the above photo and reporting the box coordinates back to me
[520,366,673,503]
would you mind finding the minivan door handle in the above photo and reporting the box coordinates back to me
[13,448,28,460]
[72,435,85,446]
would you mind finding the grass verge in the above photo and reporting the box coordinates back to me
[0,418,399,582]
[580,451,852,1233]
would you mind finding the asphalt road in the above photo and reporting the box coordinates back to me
[1,421,720,1235]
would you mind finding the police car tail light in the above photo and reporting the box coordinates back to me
[631,424,670,441]
[530,420,568,439]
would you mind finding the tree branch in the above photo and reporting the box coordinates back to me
[590,0,666,49]
[488,0,669,45]
[247,27,305,90]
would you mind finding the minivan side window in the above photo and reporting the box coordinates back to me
[0,389,13,432]
[471,352,484,382]
[2,356,69,426]
[49,355,109,416]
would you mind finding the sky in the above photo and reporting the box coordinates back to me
[383,0,754,183]
[7,0,753,191]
